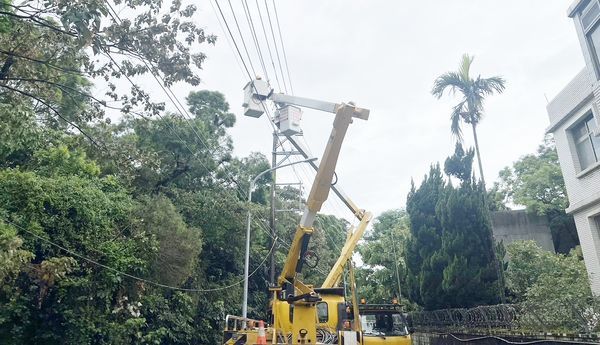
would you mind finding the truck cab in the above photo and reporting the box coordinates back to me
[359,304,411,345]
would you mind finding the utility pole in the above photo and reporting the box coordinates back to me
[269,131,277,285]
[268,131,306,285]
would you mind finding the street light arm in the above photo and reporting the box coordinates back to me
[251,157,317,186]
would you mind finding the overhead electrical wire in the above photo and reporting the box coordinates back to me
[263,0,288,93]
[226,0,257,78]
[271,0,294,94]
[255,0,282,92]
[241,0,269,80]
[208,0,247,78]
[214,0,298,194]
[210,0,331,278]
[3,217,277,293]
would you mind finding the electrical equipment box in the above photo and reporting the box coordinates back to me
[276,105,302,136]
[243,79,272,118]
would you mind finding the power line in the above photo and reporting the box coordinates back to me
[3,217,276,293]
[210,0,301,231]
[242,0,269,80]
[255,0,282,92]
[212,1,295,201]
[213,0,255,85]
[226,0,257,78]
[271,0,294,94]
[208,0,247,78]
[263,0,288,93]
[210,1,328,279]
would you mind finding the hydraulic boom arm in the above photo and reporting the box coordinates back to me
[321,211,373,288]
[277,102,369,292]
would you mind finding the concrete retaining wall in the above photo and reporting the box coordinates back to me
[491,210,555,253]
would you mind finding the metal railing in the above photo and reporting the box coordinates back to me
[224,314,262,331]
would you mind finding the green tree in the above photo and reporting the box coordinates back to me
[0,222,33,283]
[135,195,201,287]
[432,54,506,185]
[495,138,579,253]
[0,154,152,343]
[406,149,502,310]
[357,210,410,304]
[0,0,216,126]
[506,241,597,332]
[405,165,446,309]
[436,177,501,308]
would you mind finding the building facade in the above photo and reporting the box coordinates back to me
[546,0,600,294]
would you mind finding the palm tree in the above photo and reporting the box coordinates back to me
[432,54,505,186]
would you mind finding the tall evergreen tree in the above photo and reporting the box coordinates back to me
[405,165,446,308]
[437,180,501,307]
[406,146,501,310]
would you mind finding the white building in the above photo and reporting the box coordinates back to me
[546,0,600,294]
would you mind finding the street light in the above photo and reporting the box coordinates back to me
[242,157,317,320]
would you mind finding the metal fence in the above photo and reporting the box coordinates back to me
[409,302,600,334]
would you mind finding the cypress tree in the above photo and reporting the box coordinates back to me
[406,144,501,310]
[437,180,501,307]
[405,164,446,309]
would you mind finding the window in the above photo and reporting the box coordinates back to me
[583,1,600,75]
[583,1,600,31]
[360,313,408,337]
[316,302,328,323]
[572,114,600,170]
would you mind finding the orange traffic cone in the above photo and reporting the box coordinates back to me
[257,320,267,345]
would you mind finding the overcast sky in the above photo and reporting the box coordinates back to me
[158,1,585,221]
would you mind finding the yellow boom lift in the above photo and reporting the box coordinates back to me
[284,122,410,345]
[223,79,410,345]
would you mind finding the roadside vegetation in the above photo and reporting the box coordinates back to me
[0,0,596,343]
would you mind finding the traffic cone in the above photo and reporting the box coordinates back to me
[256,320,267,345]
